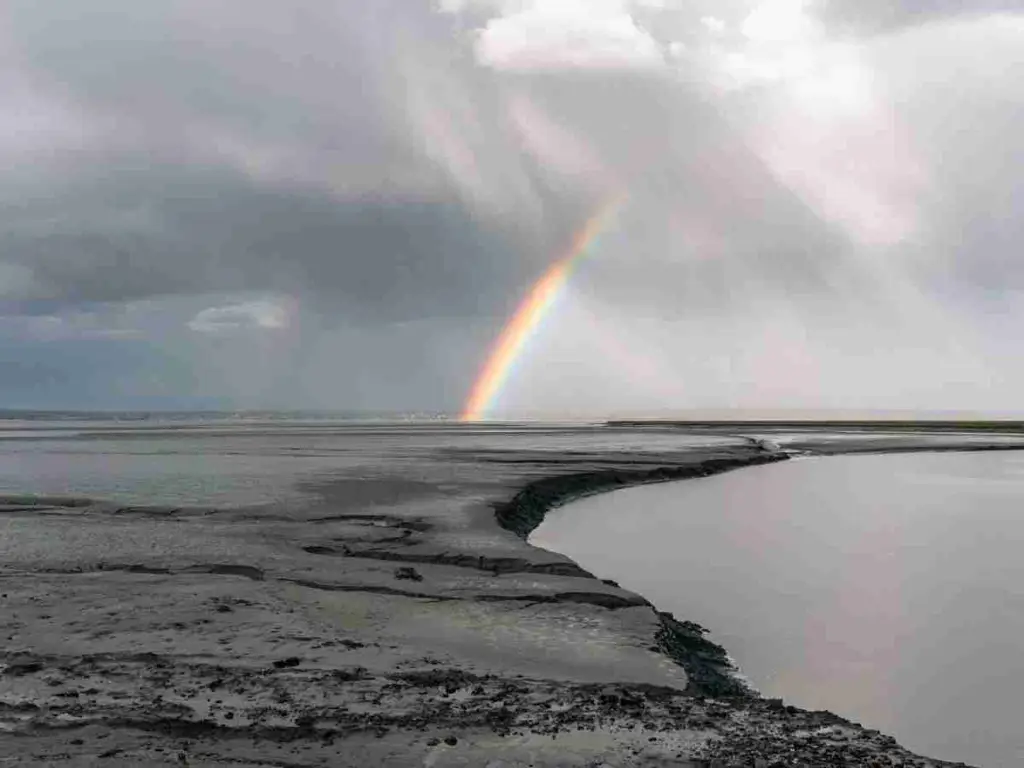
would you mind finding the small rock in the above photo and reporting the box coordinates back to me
[394,566,424,582]
[427,737,440,746]
[444,735,458,746]
[272,657,301,669]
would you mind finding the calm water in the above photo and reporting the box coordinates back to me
[532,452,1024,767]
[0,413,741,507]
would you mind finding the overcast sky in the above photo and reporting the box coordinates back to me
[2,1,1023,414]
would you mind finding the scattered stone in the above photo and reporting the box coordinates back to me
[272,657,302,669]
[394,566,424,582]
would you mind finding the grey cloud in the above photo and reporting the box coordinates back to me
[503,71,859,307]
[188,300,286,333]
[2,0,565,323]
[866,17,1024,291]
[0,336,210,410]
[2,160,549,322]
[817,0,1024,35]
[8,1,408,150]
[0,0,864,330]
[3,0,1024,412]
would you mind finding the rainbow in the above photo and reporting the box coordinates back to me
[460,198,624,421]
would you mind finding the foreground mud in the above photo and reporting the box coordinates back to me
[2,423,1010,766]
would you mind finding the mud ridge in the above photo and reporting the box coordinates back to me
[475,591,650,610]
[493,455,787,538]
[281,577,456,601]
[26,563,268,581]
[306,546,592,577]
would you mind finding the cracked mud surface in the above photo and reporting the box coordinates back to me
[2,423,1010,766]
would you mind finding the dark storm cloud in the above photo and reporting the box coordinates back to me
[1,159,541,322]
[7,0,422,154]
[7,0,962,325]
[0,0,853,327]
[3,0,1024,412]
[1,0,566,322]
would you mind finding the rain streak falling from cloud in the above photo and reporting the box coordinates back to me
[1,0,1023,414]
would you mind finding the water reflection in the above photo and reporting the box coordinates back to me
[532,452,1024,767]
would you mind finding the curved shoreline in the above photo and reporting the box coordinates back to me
[492,451,789,698]
[487,440,1024,767]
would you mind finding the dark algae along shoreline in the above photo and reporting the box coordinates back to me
[1,421,1012,766]
[494,454,788,699]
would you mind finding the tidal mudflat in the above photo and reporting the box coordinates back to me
[1,416,1021,766]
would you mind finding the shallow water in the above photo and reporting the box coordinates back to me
[532,452,1024,767]
[0,414,741,507]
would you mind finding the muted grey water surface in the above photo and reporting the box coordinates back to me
[532,452,1024,767]
[0,416,740,507]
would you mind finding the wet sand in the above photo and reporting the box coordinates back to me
[2,422,1020,766]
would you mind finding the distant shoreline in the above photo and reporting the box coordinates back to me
[607,418,1024,431]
